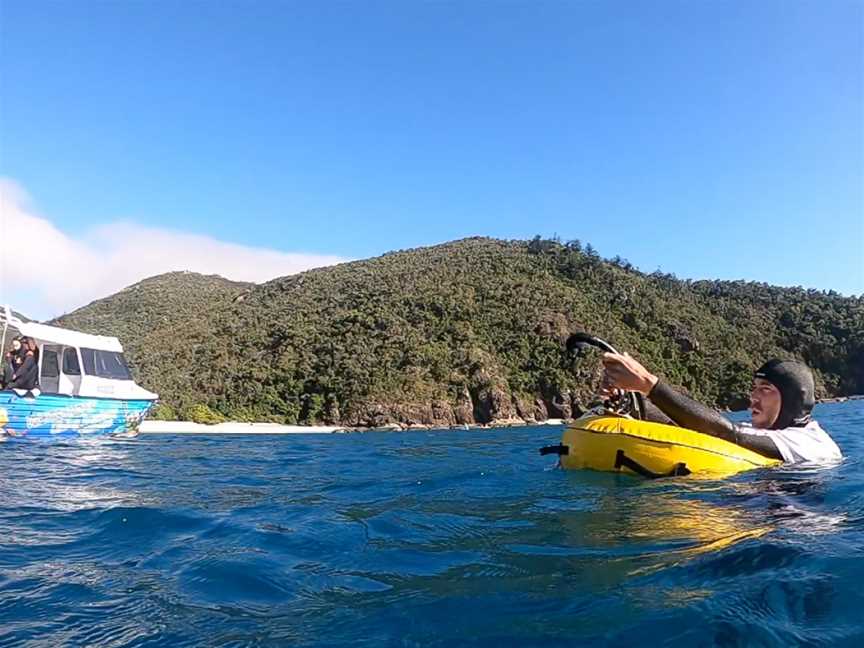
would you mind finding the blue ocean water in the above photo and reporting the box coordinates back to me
[1,401,862,647]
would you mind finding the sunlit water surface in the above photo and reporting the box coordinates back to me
[1,401,862,647]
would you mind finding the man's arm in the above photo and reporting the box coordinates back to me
[648,381,783,460]
[601,352,783,461]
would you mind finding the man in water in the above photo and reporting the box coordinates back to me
[601,353,842,464]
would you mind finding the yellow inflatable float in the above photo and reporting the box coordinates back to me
[544,415,781,479]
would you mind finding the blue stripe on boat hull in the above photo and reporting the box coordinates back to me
[0,390,155,438]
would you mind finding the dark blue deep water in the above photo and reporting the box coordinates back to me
[1,401,862,647]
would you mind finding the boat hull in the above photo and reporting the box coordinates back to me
[0,390,155,439]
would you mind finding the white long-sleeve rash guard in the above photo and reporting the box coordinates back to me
[735,420,842,465]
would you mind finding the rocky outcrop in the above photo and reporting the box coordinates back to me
[472,384,516,424]
[545,390,573,419]
[514,394,548,422]
[453,387,475,424]
[345,400,459,428]
[340,381,592,429]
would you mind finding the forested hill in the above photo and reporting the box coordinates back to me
[51,238,864,427]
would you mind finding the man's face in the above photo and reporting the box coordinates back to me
[750,378,781,428]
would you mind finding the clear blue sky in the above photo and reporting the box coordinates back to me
[2,1,862,296]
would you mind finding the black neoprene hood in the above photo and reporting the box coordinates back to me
[754,359,815,429]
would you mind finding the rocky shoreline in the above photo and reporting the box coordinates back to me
[818,394,864,404]
[349,417,568,433]
[146,394,863,434]
[333,386,586,430]
[139,417,568,435]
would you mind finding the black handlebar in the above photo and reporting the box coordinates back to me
[565,332,646,421]
[566,332,620,355]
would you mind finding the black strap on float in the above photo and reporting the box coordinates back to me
[539,444,569,456]
[614,449,690,478]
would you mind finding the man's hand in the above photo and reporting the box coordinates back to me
[600,352,658,396]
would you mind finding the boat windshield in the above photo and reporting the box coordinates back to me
[80,348,133,380]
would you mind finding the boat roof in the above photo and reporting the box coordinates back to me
[1,306,123,352]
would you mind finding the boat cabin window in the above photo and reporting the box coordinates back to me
[80,348,132,380]
[42,350,60,379]
[63,348,81,375]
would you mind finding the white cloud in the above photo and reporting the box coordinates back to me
[0,178,348,320]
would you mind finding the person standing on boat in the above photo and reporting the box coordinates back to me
[600,353,842,464]
[8,337,39,391]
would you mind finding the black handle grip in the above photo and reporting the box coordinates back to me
[565,332,646,421]
[566,332,620,355]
